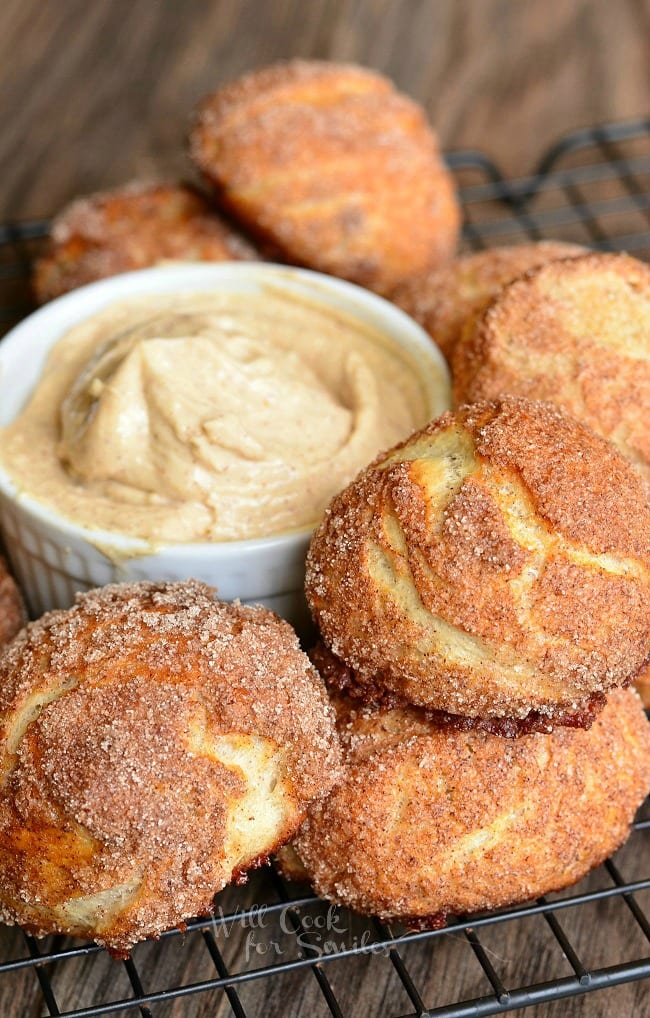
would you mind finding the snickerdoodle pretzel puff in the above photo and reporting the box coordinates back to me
[34,181,258,303]
[306,397,650,728]
[452,252,650,483]
[0,580,341,955]
[279,683,650,928]
[191,60,460,295]
[391,241,585,364]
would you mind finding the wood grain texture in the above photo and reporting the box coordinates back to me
[0,0,647,219]
[0,2,648,1016]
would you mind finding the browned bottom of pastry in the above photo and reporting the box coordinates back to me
[311,642,608,736]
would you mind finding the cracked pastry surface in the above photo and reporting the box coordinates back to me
[0,580,341,955]
[33,181,257,303]
[452,252,650,483]
[391,241,585,363]
[305,396,650,723]
[278,687,650,926]
[190,60,460,294]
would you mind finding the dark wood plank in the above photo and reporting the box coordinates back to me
[0,0,648,219]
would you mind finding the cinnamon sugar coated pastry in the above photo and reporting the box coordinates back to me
[391,241,585,362]
[305,396,650,724]
[0,557,25,647]
[33,181,257,303]
[310,642,606,736]
[279,688,650,926]
[452,252,650,482]
[0,580,341,955]
[191,60,460,294]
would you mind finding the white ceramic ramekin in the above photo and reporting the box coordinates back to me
[0,263,451,628]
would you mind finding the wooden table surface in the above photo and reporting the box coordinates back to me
[0,2,649,1017]
[1,0,648,221]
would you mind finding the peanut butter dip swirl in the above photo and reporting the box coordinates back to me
[0,290,437,543]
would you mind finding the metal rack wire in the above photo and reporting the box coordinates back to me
[0,118,648,1018]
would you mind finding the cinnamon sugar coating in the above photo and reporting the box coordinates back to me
[33,181,258,303]
[0,580,341,954]
[305,396,650,721]
[279,687,650,926]
[391,241,585,363]
[190,60,460,295]
[452,252,650,482]
[310,642,608,737]
[0,556,25,647]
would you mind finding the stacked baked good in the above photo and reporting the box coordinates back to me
[306,396,650,727]
[280,681,650,927]
[279,396,650,926]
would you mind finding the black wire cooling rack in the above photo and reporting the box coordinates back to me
[0,118,649,1018]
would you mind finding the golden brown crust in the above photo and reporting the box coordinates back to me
[305,396,650,720]
[280,688,650,926]
[33,181,258,303]
[0,580,341,954]
[310,642,609,737]
[0,557,25,648]
[452,252,650,482]
[190,60,460,294]
[391,241,585,363]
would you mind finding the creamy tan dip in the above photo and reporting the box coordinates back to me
[0,290,434,542]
